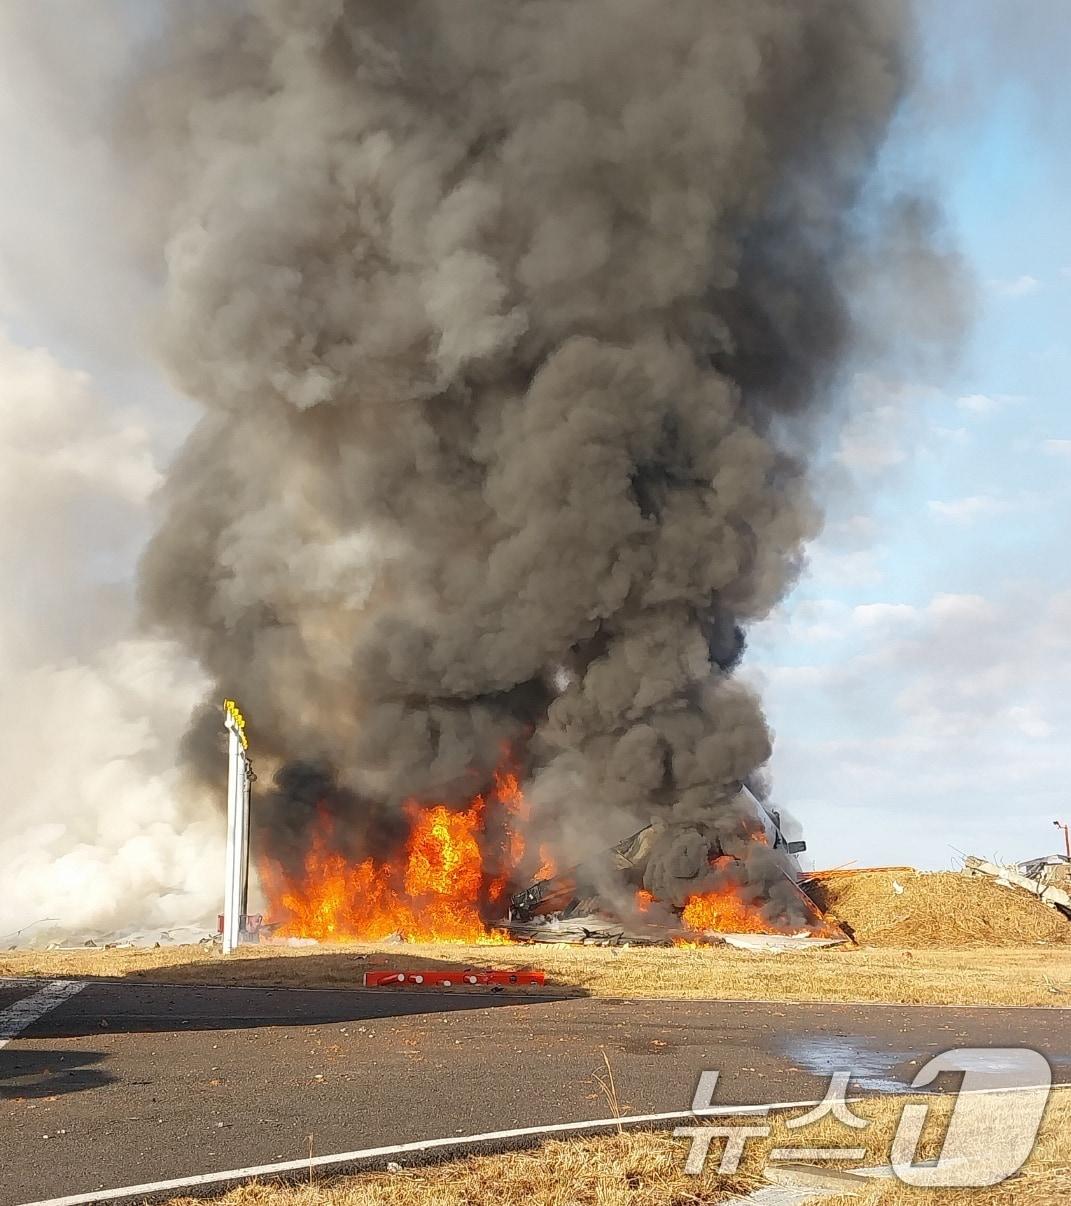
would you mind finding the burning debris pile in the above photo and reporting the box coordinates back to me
[506,788,838,945]
[127,3,958,945]
[248,749,840,946]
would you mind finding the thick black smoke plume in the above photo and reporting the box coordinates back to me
[128,0,957,917]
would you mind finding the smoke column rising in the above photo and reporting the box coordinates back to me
[127,0,956,916]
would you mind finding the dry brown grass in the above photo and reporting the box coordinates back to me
[3,938,1070,1006]
[807,870,1071,949]
[8,866,1067,1007]
[162,1089,1070,1206]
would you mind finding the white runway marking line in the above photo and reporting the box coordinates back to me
[21,1096,832,1206]
[0,979,85,1048]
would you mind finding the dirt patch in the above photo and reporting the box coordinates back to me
[807,869,1071,948]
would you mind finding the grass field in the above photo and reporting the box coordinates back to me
[162,1088,1069,1205]
[3,939,1070,1007]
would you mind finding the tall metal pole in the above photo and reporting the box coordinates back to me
[223,700,250,955]
[1055,820,1071,860]
[240,756,254,916]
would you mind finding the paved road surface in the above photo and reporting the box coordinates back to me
[1,977,1067,1204]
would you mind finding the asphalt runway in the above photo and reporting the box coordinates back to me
[1,976,1067,1204]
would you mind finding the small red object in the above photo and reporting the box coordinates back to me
[217,913,263,936]
[362,968,545,988]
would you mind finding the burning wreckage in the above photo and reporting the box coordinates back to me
[246,755,844,950]
[242,747,844,945]
[504,787,839,946]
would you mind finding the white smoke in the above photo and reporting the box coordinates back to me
[0,328,221,941]
[0,3,227,942]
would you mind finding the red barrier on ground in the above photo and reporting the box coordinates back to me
[485,970,546,986]
[363,969,546,987]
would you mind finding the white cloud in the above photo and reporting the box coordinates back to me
[806,545,885,589]
[927,494,1013,522]
[751,599,855,652]
[822,514,879,549]
[933,424,969,443]
[851,602,919,628]
[888,592,1055,737]
[765,665,834,690]
[1042,438,1071,458]
[926,592,995,623]
[957,393,999,414]
[989,274,1041,297]
[0,332,160,501]
[1006,705,1054,740]
[955,392,1023,415]
[759,586,1071,867]
[837,427,908,474]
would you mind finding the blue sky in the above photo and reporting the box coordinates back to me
[750,3,1071,869]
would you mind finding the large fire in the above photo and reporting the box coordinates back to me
[260,765,832,944]
[679,892,778,936]
[676,855,781,936]
[259,767,535,943]
[674,855,840,942]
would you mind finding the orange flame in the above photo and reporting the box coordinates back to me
[674,854,785,938]
[679,886,780,935]
[259,761,834,946]
[259,764,540,944]
[674,854,838,941]
[534,844,557,880]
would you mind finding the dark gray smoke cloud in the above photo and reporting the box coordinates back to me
[128,0,959,916]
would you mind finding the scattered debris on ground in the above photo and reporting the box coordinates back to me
[1017,854,1071,891]
[2,923,218,953]
[714,933,844,954]
[966,855,1071,920]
